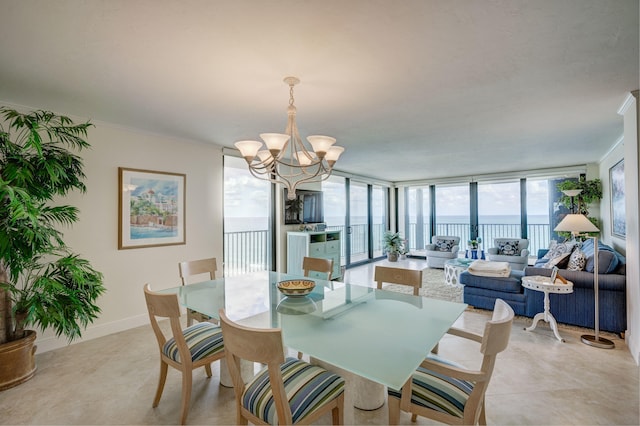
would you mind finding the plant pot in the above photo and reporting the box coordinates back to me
[387,253,398,262]
[0,330,37,391]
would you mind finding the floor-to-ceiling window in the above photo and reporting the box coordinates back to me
[323,175,347,266]
[405,186,431,251]
[223,156,272,276]
[435,184,470,250]
[349,181,369,263]
[477,181,522,251]
[371,185,388,258]
[526,179,551,254]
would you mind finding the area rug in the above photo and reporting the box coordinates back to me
[381,267,463,303]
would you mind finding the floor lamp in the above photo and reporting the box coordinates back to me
[554,213,615,349]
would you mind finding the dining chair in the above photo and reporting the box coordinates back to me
[143,283,225,425]
[374,265,423,296]
[218,308,346,425]
[178,257,218,326]
[302,256,334,280]
[387,298,514,425]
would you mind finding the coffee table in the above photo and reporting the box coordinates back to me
[444,258,474,286]
[521,275,574,342]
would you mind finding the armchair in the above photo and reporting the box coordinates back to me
[425,236,460,269]
[486,238,530,270]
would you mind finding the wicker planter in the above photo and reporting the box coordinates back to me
[387,252,398,262]
[0,330,37,391]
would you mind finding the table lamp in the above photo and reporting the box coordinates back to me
[554,213,614,349]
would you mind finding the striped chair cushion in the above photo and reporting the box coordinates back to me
[242,357,345,424]
[162,322,224,363]
[388,354,474,419]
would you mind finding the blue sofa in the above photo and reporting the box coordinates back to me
[460,241,627,334]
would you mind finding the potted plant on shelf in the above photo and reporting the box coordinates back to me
[556,177,602,238]
[383,231,405,262]
[0,108,105,390]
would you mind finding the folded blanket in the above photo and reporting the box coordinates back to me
[467,260,511,277]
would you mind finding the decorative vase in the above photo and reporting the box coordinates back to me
[0,330,37,391]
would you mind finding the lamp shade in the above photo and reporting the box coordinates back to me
[554,214,600,233]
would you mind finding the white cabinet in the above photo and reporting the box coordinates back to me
[287,231,342,280]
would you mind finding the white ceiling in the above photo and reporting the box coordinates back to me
[0,0,638,182]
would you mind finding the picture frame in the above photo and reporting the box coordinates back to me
[118,167,186,249]
[609,159,625,238]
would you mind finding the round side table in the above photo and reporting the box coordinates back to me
[444,259,472,286]
[521,275,573,342]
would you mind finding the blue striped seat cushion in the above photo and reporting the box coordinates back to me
[162,322,224,363]
[388,354,474,418]
[242,357,345,424]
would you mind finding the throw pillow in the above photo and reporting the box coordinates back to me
[435,239,455,252]
[567,248,587,271]
[542,251,572,268]
[497,240,520,256]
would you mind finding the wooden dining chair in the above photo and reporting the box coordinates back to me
[387,299,515,425]
[374,265,423,296]
[143,284,225,425]
[178,257,218,326]
[302,256,334,280]
[218,308,346,425]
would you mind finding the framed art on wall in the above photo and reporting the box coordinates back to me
[118,167,186,249]
[609,159,625,238]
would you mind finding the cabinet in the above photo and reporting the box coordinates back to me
[287,231,342,280]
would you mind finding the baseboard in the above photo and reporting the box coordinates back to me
[34,314,150,354]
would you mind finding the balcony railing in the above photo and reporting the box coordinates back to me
[223,222,551,276]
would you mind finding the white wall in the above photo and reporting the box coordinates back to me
[618,92,639,364]
[26,117,225,352]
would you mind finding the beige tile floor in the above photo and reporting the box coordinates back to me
[1,259,638,425]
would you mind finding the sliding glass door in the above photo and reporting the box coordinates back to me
[435,185,470,251]
[349,181,369,263]
[477,181,522,251]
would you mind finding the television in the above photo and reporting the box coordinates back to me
[284,189,324,225]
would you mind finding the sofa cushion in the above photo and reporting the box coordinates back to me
[566,248,587,271]
[435,238,456,252]
[497,240,520,256]
[534,241,576,267]
[459,270,523,293]
[581,239,619,273]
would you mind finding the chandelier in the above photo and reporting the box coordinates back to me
[234,76,345,200]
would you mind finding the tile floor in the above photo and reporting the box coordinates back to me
[0,259,638,425]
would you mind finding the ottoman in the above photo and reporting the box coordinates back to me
[460,270,526,316]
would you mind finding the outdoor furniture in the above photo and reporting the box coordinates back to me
[219,309,346,425]
[425,236,460,269]
[387,299,514,425]
[486,238,530,270]
[143,284,225,425]
[178,257,218,326]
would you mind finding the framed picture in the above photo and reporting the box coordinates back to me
[609,159,625,238]
[118,168,186,249]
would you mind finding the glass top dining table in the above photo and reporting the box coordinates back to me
[161,270,467,391]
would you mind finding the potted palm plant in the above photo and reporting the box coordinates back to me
[383,231,405,262]
[0,108,105,390]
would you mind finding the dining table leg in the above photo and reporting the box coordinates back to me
[310,356,385,416]
[219,358,254,387]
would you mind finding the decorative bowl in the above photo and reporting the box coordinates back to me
[277,279,316,297]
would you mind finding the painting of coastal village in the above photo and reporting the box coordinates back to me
[119,168,185,249]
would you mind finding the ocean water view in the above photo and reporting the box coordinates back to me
[224,215,549,232]
[130,226,178,239]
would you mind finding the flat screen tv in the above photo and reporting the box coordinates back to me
[284,189,324,225]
